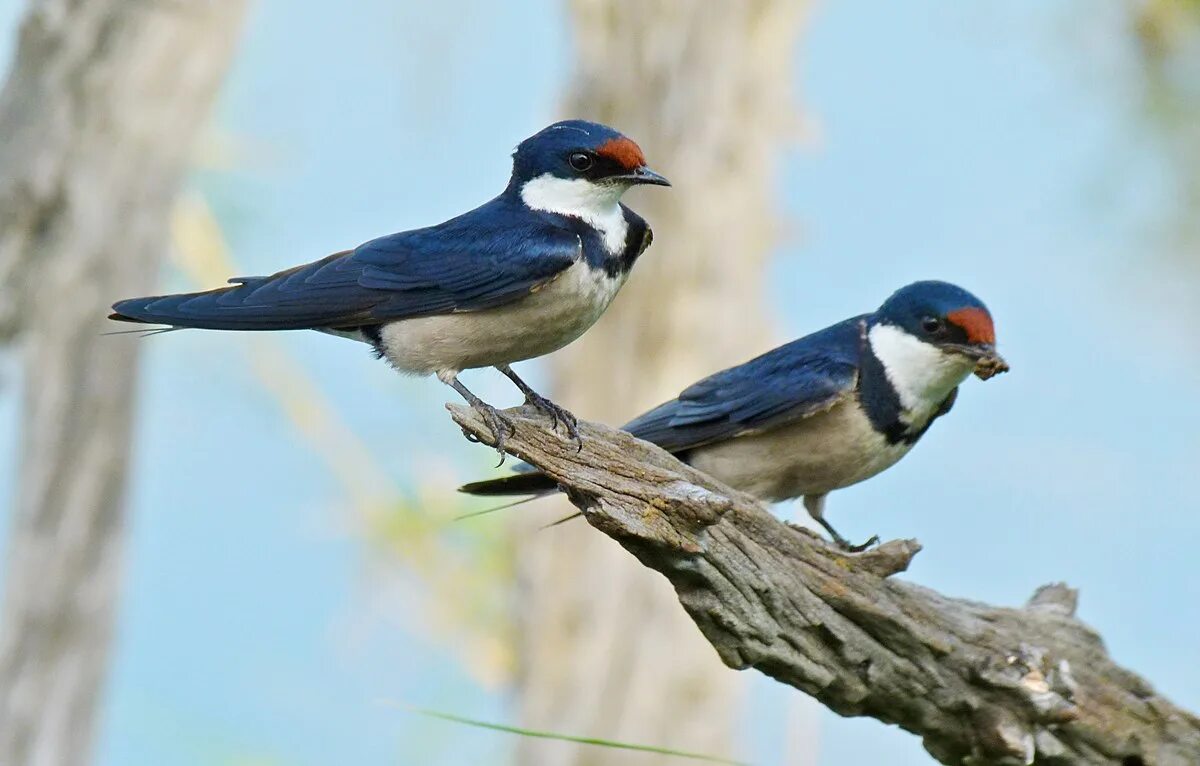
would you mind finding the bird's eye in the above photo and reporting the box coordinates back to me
[921,316,944,334]
[569,152,594,172]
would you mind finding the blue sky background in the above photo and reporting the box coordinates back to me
[1,1,1197,764]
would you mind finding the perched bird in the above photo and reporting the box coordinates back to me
[460,281,1009,550]
[110,120,669,454]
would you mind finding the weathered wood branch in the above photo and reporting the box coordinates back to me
[451,404,1200,766]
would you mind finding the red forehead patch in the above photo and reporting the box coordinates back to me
[946,307,996,345]
[596,137,646,171]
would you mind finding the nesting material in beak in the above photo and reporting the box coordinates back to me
[973,351,1010,380]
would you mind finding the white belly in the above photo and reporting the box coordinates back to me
[379,261,625,375]
[686,398,914,501]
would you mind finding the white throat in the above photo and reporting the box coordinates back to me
[867,323,974,419]
[520,174,629,256]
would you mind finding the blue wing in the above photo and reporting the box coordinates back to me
[110,198,581,330]
[623,317,865,454]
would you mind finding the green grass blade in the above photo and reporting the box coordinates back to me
[409,706,749,765]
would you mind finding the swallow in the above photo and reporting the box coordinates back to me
[110,120,670,456]
[460,280,1009,550]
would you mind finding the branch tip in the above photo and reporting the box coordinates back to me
[1025,582,1078,617]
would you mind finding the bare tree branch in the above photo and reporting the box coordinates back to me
[451,404,1200,766]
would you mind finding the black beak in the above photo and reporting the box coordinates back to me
[613,165,671,187]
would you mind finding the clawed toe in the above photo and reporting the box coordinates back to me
[526,393,582,448]
[837,534,880,554]
[494,366,583,450]
[470,402,516,466]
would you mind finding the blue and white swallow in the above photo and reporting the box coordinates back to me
[110,120,670,453]
[460,281,1009,550]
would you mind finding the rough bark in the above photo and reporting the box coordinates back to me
[458,405,1200,766]
[514,1,811,763]
[0,3,247,764]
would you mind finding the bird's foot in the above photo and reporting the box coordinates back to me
[835,533,881,554]
[524,392,581,450]
[786,520,880,554]
[464,401,516,466]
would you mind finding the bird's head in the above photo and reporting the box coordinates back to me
[866,281,1008,418]
[509,120,669,218]
[871,280,1009,386]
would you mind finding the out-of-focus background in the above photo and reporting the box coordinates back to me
[0,1,1197,765]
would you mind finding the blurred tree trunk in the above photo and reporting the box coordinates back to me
[0,3,247,765]
[513,2,811,764]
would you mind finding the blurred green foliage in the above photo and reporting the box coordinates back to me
[1128,0,1200,252]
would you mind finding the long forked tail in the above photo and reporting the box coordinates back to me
[109,285,253,329]
[458,470,559,497]
[109,250,368,331]
[109,283,344,330]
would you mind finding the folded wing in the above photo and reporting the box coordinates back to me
[110,201,581,331]
[622,317,865,453]
[458,318,866,498]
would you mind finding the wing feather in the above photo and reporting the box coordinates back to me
[623,317,865,454]
[110,198,581,330]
